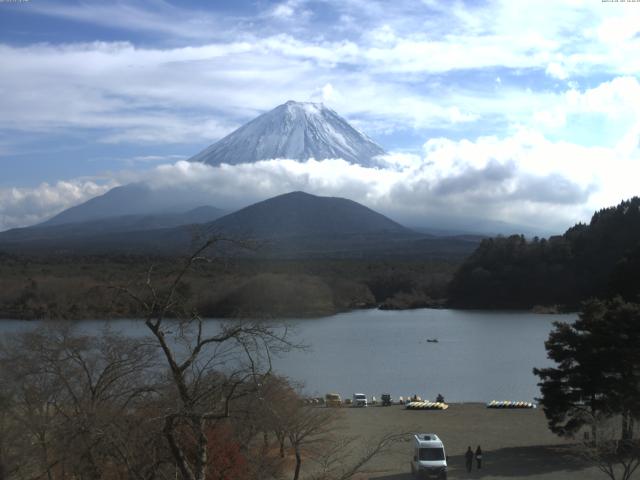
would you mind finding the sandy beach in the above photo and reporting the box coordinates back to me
[337,403,605,480]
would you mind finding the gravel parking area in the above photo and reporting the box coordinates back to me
[336,403,606,480]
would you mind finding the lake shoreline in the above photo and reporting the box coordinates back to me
[0,302,574,322]
[0,308,572,403]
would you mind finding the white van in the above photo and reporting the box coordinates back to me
[410,433,447,479]
[352,393,367,407]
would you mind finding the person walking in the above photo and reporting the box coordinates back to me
[465,446,473,473]
[475,445,482,469]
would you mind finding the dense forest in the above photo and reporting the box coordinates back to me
[448,197,640,309]
[5,197,639,318]
[0,254,457,320]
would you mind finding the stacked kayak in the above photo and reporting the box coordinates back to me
[406,401,449,410]
[487,400,535,409]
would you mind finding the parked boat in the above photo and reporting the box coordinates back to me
[486,400,536,409]
[406,401,449,410]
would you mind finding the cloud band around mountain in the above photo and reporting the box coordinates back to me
[3,127,628,235]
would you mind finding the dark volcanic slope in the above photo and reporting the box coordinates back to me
[42,184,159,226]
[0,191,481,259]
[41,184,221,227]
[0,206,226,244]
[207,191,413,238]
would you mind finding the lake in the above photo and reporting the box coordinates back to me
[0,308,574,403]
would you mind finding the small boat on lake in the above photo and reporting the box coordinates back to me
[426,338,439,343]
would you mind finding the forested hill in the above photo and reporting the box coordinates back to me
[448,197,640,309]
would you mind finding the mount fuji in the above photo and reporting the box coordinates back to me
[20,101,387,229]
[189,100,386,167]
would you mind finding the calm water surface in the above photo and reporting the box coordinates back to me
[0,308,575,403]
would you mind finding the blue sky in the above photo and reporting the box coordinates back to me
[1,0,639,232]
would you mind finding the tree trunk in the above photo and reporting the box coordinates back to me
[621,411,632,441]
[164,417,195,480]
[293,446,302,480]
[195,418,208,480]
[275,431,286,458]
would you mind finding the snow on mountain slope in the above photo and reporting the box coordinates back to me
[189,101,386,167]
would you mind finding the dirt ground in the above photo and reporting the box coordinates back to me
[335,403,607,480]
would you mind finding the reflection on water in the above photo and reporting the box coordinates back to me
[0,308,575,402]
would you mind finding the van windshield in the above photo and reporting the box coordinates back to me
[419,448,445,461]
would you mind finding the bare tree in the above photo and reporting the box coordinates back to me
[0,324,164,480]
[309,432,410,480]
[286,405,339,480]
[254,374,301,459]
[0,387,23,480]
[578,415,640,480]
[114,237,297,480]
[1,236,404,480]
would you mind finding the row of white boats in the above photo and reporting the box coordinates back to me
[486,400,537,409]
[405,401,449,410]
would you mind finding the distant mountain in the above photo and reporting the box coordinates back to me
[41,183,220,227]
[198,191,480,259]
[207,191,411,238]
[32,101,386,233]
[0,191,480,259]
[189,101,386,167]
[0,205,226,244]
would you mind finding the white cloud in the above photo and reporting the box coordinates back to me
[25,1,225,41]
[115,125,637,234]
[4,116,638,235]
[546,62,569,80]
[3,0,640,147]
[270,0,311,21]
[3,0,640,235]
[567,76,640,120]
[0,38,488,144]
[532,76,640,151]
[0,180,115,231]
[597,14,640,44]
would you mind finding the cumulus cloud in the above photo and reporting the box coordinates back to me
[0,180,115,231]
[4,116,638,235]
[269,0,312,21]
[3,0,640,146]
[111,126,633,234]
[533,76,640,153]
[3,0,640,234]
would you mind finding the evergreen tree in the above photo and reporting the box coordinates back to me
[449,197,640,308]
[534,298,640,441]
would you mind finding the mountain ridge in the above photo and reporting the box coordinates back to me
[1,205,226,243]
[0,190,481,259]
[206,191,413,239]
[40,184,221,227]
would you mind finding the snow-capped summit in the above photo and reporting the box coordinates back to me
[189,100,386,167]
